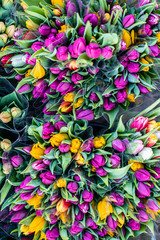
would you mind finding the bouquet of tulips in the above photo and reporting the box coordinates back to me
[0,100,160,239]
[0,0,159,125]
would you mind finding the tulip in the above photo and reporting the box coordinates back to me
[42,122,55,139]
[93,136,105,148]
[20,191,33,201]
[97,228,107,237]
[20,176,36,190]
[136,182,151,198]
[86,43,101,59]
[96,167,107,176]
[11,107,22,118]
[78,202,89,213]
[110,155,120,168]
[12,204,26,211]
[114,76,128,89]
[46,228,60,240]
[135,169,151,181]
[71,73,83,84]
[23,146,32,154]
[107,215,117,230]
[82,190,93,202]
[91,154,105,168]
[57,82,73,94]
[138,24,152,37]
[67,182,78,193]
[1,54,13,65]
[15,74,25,81]
[17,84,31,93]
[86,217,97,229]
[57,69,68,81]
[118,55,128,68]
[59,143,70,153]
[147,14,159,26]
[101,46,112,59]
[50,65,61,74]
[33,79,48,98]
[1,139,12,151]
[127,219,140,230]
[130,116,149,132]
[152,167,160,179]
[76,109,94,121]
[31,41,44,52]
[88,65,99,75]
[69,37,86,58]
[111,5,123,13]
[120,40,127,51]
[3,162,12,174]
[56,46,68,61]
[83,232,95,240]
[112,139,125,152]
[50,211,58,224]
[70,221,84,235]
[77,26,85,36]
[138,147,153,160]
[75,210,84,221]
[11,210,27,223]
[116,90,127,103]
[137,0,151,7]
[11,155,23,167]
[33,61,45,79]
[55,121,67,131]
[137,84,149,93]
[39,25,51,35]
[81,140,94,152]
[146,134,157,147]
[40,171,56,185]
[103,98,116,111]
[0,111,11,123]
[127,62,140,73]
[0,33,7,46]
[149,45,160,57]
[110,192,124,206]
[68,60,78,70]
[84,13,98,27]
[127,139,144,155]
[0,22,6,33]
[147,199,160,211]
[6,25,15,38]
[127,49,140,61]
[32,160,46,171]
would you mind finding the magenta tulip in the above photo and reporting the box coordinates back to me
[114,76,128,89]
[56,46,68,61]
[42,122,55,139]
[112,139,125,152]
[130,116,148,132]
[86,43,101,59]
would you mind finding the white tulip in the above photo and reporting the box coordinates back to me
[138,147,153,160]
[154,131,160,139]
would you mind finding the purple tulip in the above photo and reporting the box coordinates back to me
[120,40,127,51]
[89,92,99,102]
[37,189,44,196]
[111,5,123,13]
[101,46,112,59]
[147,199,160,211]
[138,24,152,36]
[86,218,97,229]
[147,14,159,26]
[32,160,46,171]
[46,228,60,240]
[55,121,67,131]
[40,171,56,185]
[42,88,55,103]
[50,80,60,90]
[137,0,151,7]
[39,25,51,35]
[127,219,140,230]
[15,186,21,193]
[109,155,120,168]
[84,13,98,27]
[116,90,127,103]
[11,155,23,167]
[88,65,99,75]
[67,182,78,193]
[70,221,84,235]
[77,26,85,36]
[135,169,151,182]
[103,98,116,111]
[12,204,26,211]
[114,76,128,89]
[69,37,86,58]
[107,215,117,230]
[152,167,160,179]
[56,46,68,61]
[86,43,101,59]
[82,190,93,202]
[56,82,74,95]
[137,210,149,222]
[137,199,146,209]
[127,49,140,61]
[33,79,48,98]
[82,140,94,152]
[122,15,135,28]
[11,210,27,223]
[96,167,107,176]
[74,175,81,181]
[78,202,89,213]
[136,182,151,198]
[57,69,68,81]
[137,84,149,94]
[36,209,43,216]
[17,84,30,93]
[31,42,44,52]
[42,122,55,139]
[127,62,140,73]
[75,210,84,220]
[149,44,160,57]
[97,228,107,237]
[66,1,77,17]
[45,146,53,155]
[20,176,36,190]
[20,191,33,200]
[83,232,95,240]
[23,146,32,154]
[112,139,125,152]
[15,74,24,81]
[76,109,94,121]
[59,143,70,153]
[50,65,61,74]
[110,192,124,206]
[71,73,83,84]
[91,154,106,168]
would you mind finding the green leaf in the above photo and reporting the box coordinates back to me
[83,21,92,44]
[19,213,35,225]
[105,106,119,129]
[62,152,72,172]
[105,164,132,179]
[116,115,125,133]
[15,38,38,48]
[60,228,69,240]
[97,33,119,46]
[135,99,160,118]
[0,180,11,204]
[25,6,46,21]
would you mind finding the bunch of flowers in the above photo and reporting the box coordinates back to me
[0,0,160,124]
[1,100,160,239]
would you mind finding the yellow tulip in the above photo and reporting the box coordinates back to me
[58,24,71,33]
[140,58,149,72]
[27,194,44,209]
[20,225,30,235]
[59,211,71,223]
[122,29,132,48]
[51,0,64,7]
[56,178,66,188]
[26,20,39,30]
[30,143,46,159]
[74,97,84,109]
[75,152,85,165]
[21,2,28,10]
[29,216,46,234]
[128,159,144,171]
[33,61,45,79]
[97,198,113,220]
[156,32,160,43]
[70,138,81,153]
[125,87,135,102]
[40,231,47,240]
[93,136,106,148]
[64,92,75,102]
[50,133,69,147]
[25,69,32,77]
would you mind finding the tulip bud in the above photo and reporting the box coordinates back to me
[136,182,151,198]
[11,107,22,118]
[127,219,140,230]
[135,169,151,181]
[152,167,160,179]
[59,101,72,113]
[56,46,68,61]
[68,60,78,70]
[114,76,128,89]
[147,14,159,26]
[53,9,62,16]
[0,34,7,46]
[76,109,94,121]
[112,139,125,152]
[67,182,78,193]
[17,84,31,93]
[39,25,51,36]
[1,139,12,151]
[6,25,15,38]
[0,22,6,33]
[138,147,153,160]
[3,162,12,174]
[130,116,149,132]
[91,154,105,168]
[147,199,160,211]
[103,98,116,111]
[0,111,12,123]
[26,20,39,30]
[86,43,101,59]
[109,155,120,168]
[11,155,23,167]
[122,15,135,28]
[84,13,98,27]
[127,62,140,73]
[33,61,45,79]
[11,210,27,223]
